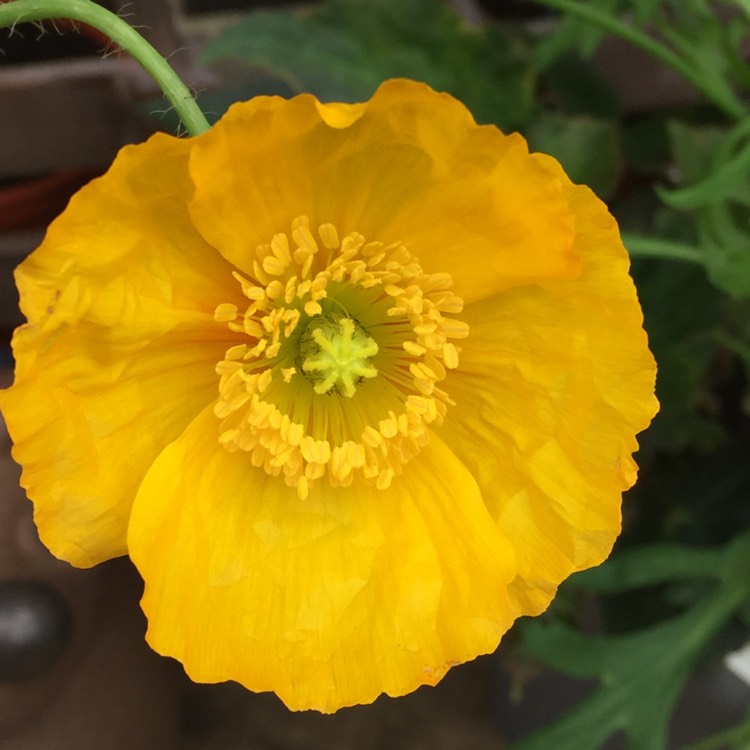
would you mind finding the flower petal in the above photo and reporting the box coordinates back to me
[439,170,658,615]
[0,133,241,566]
[128,406,518,712]
[188,80,579,305]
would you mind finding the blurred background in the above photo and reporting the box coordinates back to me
[1,1,750,748]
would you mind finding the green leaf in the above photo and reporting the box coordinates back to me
[662,121,750,298]
[654,3,745,115]
[511,535,750,750]
[699,203,750,299]
[200,10,381,102]
[667,121,727,185]
[658,137,750,210]
[533,0,620,69]
[527,114,622,199]
[573,543,725,593]
[200,0,535,130]
[726,17,750,88]
[632,0,663,23]
[469,24,536,129]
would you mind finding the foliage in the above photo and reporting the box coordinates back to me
[516,533,750,750]
[198,0,750,747]
[201,0,534,131]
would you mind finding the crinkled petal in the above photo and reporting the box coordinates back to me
[188,79,580,304]
[439,167,658,615]
[0,133,241,566]
[127,406,518,712]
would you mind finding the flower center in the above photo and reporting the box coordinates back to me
[299,314,378,398]
[214,216,468,499]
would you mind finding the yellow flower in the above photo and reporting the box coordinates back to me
[0,80,657,712]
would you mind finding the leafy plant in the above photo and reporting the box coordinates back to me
[515,534,750,750]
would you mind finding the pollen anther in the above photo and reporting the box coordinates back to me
[214,216,468,498]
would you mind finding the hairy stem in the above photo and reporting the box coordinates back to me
[0,0,210,136]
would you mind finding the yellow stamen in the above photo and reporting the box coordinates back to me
[213,217,468,498]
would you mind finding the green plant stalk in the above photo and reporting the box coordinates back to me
[533,0,746,120]
[622,233,706,265]
[0,0,210,136]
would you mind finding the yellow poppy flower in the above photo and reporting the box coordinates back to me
[0,80,658,712]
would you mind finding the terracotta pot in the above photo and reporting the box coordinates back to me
[0,170,99,234]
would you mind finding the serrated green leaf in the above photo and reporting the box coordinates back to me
[511,535,750,750]
[663,122,750,298]
[700,203,750,299]
[658,137,750,210]
[654,2,746,115]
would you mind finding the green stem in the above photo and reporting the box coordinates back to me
[533,0,746,120]
[621,233,706,265]
[0,0,210,136]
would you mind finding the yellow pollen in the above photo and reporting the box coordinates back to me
[213,216,468,499]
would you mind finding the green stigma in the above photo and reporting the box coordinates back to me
[300,314,378,397]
